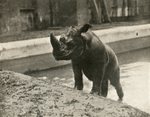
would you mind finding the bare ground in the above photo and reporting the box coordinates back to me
[0,71,150,117]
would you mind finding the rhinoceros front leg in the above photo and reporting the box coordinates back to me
[72,61,83,90]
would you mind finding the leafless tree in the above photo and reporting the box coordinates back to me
[92,0,111,23]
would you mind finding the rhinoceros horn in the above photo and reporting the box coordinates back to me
[50,33,60,51]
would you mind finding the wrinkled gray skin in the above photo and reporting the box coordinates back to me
[50,24,124,101]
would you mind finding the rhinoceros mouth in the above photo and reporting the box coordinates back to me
[53,46,77,60]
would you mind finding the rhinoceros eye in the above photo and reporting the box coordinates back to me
[60,37,66,44]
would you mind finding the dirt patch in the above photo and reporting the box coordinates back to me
[0,71,150,117]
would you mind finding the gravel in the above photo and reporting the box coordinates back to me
[0,71,149,117]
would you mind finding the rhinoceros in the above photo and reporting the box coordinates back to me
[50,24,124,101]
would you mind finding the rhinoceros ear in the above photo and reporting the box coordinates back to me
[79,24,92,33]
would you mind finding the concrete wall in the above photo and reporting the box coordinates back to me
[36,0,50,22]
[0,0,22,34]
[1,0,150,34]
[50,0,77,26]
[77,0,90,25]
[0,0,37,34]
[0,0,50,34]
[0,24,150,73]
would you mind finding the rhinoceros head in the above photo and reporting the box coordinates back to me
[50,24,92,60]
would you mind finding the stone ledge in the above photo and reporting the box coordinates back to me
[0,24,150,72]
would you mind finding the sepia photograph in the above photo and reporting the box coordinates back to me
[0,0,150,116]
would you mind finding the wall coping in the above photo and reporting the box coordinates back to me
[0,24,150,61]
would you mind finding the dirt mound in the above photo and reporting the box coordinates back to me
[0,71,149,117]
